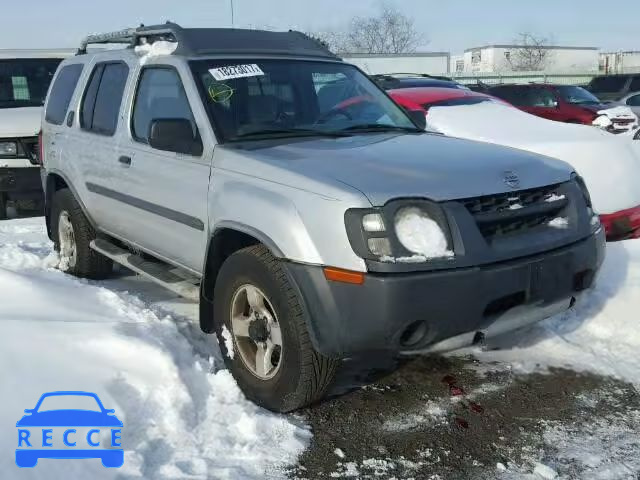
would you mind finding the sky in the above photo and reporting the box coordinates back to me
[2,0,638,54]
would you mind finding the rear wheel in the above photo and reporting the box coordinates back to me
[51,189,112,279]
[213,245,339,412]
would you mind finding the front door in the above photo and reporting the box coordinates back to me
[108,65,211,273]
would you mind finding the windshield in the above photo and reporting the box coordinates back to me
[190,59,418,141]
[588,76,628,94]
[0,58,62,109]
[556,85,601,105]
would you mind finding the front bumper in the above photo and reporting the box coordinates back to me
[0,166,43,204]
[286,229,605,357]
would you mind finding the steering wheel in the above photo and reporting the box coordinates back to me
[315,107,354,125]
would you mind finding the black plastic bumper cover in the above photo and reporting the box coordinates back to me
[0,167,43,200]
[285,230,606,357]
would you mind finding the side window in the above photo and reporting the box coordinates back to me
[630,76,640,92]
[45,64,84,125]
[627,94,640,106]
[80,62,129,136]
[527,88,557,107]
[132,68,197,145]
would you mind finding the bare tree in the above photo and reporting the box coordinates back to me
[310,5,424,54]
[505,32,551,71]
[347,5,423,54]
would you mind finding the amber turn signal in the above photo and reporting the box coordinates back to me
[323,267,365,285]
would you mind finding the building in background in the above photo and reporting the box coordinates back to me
[460,45,599,73]
[600,52,640,74]
[342,52,450,75]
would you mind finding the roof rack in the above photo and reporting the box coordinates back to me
[77,22,339,59]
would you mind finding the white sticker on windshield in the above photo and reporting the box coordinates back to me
[209,64,264,81]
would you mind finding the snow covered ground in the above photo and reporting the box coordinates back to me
[0,218,310,480]
[1,216,640,479]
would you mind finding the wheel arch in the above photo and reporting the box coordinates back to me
[199,223,284,334]
[44,170,95,240]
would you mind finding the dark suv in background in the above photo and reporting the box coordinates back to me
[587,74,640,102]
[488,83,636,132]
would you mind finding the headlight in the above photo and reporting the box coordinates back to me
[0,142,17,156]
[395,207,452,259]
[345,201,454,263]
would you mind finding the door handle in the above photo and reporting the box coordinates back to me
[118,156,132,166]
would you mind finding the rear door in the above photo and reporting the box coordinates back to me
[63,59,132,227]
[110,63,211,272]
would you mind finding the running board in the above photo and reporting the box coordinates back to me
[90,239,200,301]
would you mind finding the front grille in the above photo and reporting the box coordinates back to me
[460,184,569,241]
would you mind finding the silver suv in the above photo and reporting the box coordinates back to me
[41,24,605,412]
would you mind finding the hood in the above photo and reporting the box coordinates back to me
[223,132,573,206]
[0,107,42,138]
[16,409,123,427]
[425,101,640,214]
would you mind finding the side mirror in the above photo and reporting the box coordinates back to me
[23,409,34,414]
[406,109,427,130]
[149,118,203,156]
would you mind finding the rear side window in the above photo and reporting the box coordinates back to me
[132,67,197,144]
[491,86,525,106]
[80,62,129,136]
[630,76,640,92]
[45,64,83,125]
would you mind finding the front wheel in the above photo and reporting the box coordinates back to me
[51,189,112,279]
[213,245,339,412]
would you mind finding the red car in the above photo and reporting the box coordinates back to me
[386,86,640,240]
[487,84,637,133]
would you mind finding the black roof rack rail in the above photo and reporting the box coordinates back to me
[77,22,340,59]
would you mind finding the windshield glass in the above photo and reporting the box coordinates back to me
[36,394,102,412]
[556,85,601,105]
[190,59,418,141]
[0,58,62,109]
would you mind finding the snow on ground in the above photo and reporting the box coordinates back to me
[0,218,310,480]
[3,217,640,479]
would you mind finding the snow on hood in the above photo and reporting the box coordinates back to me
[425,102,640,214]
[0,106,42,138]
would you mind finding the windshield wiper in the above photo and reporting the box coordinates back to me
[337,124,422,134]
[231,128,351,140]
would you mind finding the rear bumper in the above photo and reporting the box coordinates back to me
[0,166,43,202]
[286,229,605,357]
[601,206,640,241]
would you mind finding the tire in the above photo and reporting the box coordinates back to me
[51,188,112,279]
[213,244,339,412]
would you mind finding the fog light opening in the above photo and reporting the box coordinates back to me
[400,321,428,348]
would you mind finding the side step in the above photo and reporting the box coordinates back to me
[90,239,200,301]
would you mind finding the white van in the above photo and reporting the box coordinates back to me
[0,49,73,219]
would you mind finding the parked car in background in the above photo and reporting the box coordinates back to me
[371,73,469,91]
[0,50,70,219]
[41,23,604,412]
[488,83,638,134]
[587,74,640,102]
[388,86,640,240]
[614,91,640,117]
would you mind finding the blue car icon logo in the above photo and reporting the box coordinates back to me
[16,391,123,468]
